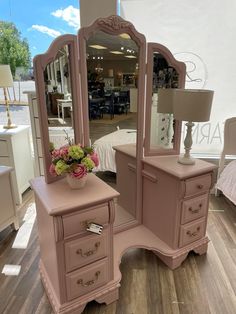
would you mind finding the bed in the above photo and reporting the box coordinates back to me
[215,117,236,204]
[93,129,136,172]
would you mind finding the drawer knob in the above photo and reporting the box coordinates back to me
[187,226,200,237]
[197,184,203,189]
[77,271,100,287]
[76,242,100,257]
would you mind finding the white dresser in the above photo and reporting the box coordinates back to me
[24,91,44,177]
[0,125,34,205]
[0,166,19,231]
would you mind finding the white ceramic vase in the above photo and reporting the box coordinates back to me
[66,174,87,190]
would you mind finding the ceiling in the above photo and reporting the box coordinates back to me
[86,31,139,61]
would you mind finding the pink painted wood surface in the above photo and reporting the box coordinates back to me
[33,34,83,184]
[113,225,210,278]
[33,174,118,313]
[30,173,119,216]
[144,43,186,157]
[143,155,217,179]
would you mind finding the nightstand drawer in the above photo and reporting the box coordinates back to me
[66,258,109,300]
[0,140,9,156]
[184,174,212,198]
[62,204,109,238]
[181,194,208,224]
[179,218,205,247]
[65,230,108,272]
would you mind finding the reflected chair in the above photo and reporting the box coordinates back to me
[100,93,114,119]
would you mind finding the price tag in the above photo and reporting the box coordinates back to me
[86,222,103,235]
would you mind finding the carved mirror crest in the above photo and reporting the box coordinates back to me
[144,43,186,156]
[33,34,83,183]
[78,15,146,231]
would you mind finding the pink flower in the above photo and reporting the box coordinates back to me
[89,152,99,167]
[49,164,57,176]
[70,164,87,179]
[51,148,61,161]
[59,146,69,160]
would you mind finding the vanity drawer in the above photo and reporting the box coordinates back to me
[179,218,205,248]
[66,258,109,300]
[0,140,9,156]
[62,204,109,238]
[65,230,108,272]
[184,174,212,198]
[181,194,208,224]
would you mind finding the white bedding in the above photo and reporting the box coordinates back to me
[93,129,136,172]
[216,160,236,205]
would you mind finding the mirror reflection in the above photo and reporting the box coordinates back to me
[43,44,74,149]
[85,31,139,227]
[150,53,179,150]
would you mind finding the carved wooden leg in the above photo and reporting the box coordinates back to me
[95,287,119,305]
[153,251,189,270]
[193,241,208,255]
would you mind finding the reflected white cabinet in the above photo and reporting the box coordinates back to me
[0,166,19,231]
[24,91,44,177]
[0,125,34,205]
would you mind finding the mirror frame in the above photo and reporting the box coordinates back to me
[144,42,186,156]
[33,34,83,184]
[78,15,146,231]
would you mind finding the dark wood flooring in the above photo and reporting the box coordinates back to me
[0,192,236,314]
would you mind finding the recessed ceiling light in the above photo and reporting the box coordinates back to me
[119,33,131,39]
[110,51,124,55]
[89,45,107,50]
[124,55,137,58]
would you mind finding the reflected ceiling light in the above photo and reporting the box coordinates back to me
[110,51,124,55]
[124,55,137,58]
[89,45,107,49]
[119,33,131,39]
[121,46,124,50]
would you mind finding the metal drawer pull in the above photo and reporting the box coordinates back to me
[187,226,200,237]
[189,203,202,213]
[76,242,100,257]
[80,219,95,228]
[77,271,100,287]
[197,184,203,189]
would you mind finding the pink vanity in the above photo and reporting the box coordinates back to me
[31,15,216,314]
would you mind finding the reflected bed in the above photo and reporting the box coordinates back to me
[93,129,136,173]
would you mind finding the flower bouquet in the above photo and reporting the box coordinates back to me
[49,143,99,189]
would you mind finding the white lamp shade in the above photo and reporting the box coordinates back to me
[173,89,214,122]
[157,88,175,113]
[0,65,14,87]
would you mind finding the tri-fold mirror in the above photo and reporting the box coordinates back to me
[33,15,186,231]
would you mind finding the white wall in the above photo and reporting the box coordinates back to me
[120,0,236,155]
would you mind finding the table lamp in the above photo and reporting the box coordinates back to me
[157,88,175,114]
[173,89,214,165]
[0,65,16,129]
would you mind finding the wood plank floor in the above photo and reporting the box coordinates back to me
[0,191,236,314]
